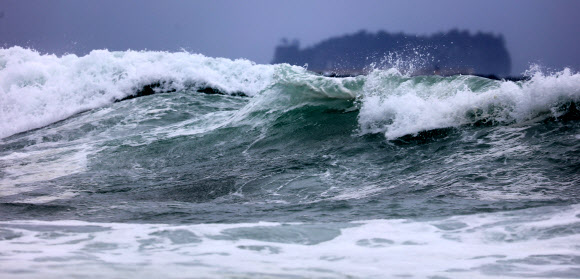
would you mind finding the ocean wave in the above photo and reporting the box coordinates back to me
[1,47,579,140]
[358,67,580,139]
[0,47,278,139]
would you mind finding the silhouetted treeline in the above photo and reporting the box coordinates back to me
[272,29,511,76]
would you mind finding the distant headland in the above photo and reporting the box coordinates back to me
[272,29,512,77]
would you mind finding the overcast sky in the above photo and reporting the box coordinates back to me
[1,0,579,75]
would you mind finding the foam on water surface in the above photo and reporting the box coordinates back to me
[0,146,89,203]
[1,204,579,278]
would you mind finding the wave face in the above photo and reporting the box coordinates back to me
[1,47,580,278]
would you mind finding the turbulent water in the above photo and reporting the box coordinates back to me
[1,47,580,278]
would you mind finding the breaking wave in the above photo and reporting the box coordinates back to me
[1,47,579,140]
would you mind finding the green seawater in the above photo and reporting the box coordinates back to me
[1,83,578,224]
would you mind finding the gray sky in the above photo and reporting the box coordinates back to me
[1,0,579,75]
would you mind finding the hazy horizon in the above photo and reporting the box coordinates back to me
[1,0,579,75]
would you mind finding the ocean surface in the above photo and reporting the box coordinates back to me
[1,47,580,278]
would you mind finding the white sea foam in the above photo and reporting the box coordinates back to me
[1,204,579,278]
[358,68,580,139]
[0,47,279,139]
[0,145,89,203]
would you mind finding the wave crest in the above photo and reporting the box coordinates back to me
[0,47,279,138]
[358,68,580,139]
